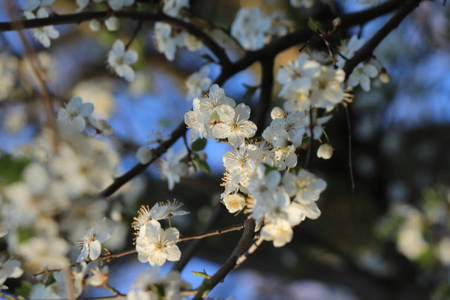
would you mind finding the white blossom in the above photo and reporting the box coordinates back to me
[154,22,177,61]
[212,103,257,148]
[24,8,60,48]
[261,219,293,247]
[0,258,23,290]
[185,66,211,100]
[231,7,272,50]
[160,149,188,190]
[136,220,181,267]
[76,226,112,262]
[108,39,138,82]
[57,97,94,132]
[222,193,246,213]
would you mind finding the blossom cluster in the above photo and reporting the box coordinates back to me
[184,84,328,247]
[0,97,121,296]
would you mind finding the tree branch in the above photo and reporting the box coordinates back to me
[253,57,274,136]
[343,0,424,79]
[32,221,244,277]
[0,11,231,66]
[193,218,255,300]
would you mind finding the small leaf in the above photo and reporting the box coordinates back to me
[0,153,30,184]
[192,269,211,278]
[44,274,56,287]
[191,138,207,152]
[16,281,33,298]
[195,158,211,174]
[307,17,324,33]
[201,54,216,65]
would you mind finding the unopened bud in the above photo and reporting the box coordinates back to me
[379,68,390,83]
[89,19,101,32]
[332,18,342,29]
[270,107,286,119]
[317,143,333,159]
[136,147,153,164]
[105,16,120,31]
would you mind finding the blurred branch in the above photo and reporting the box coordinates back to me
[99,121,186,197]
[0,11,231,66]
[5,1,59,150]
[32,221,244,277]
[343,0,425,79]
[253,57,274,136]
[193,218,256,300]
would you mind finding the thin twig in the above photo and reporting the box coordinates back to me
[6,0,59,150]
[343,103,355,193]
[125,21,143,50]
[304,107,315,170]
[172,202,224,272]
[179,223,244,242]
[33,222,244,277]
[104,284,125,297]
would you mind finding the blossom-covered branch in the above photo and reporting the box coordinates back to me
[0,11,231,66]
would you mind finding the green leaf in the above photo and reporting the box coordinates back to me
[0,153,30,184]
[16,281,33,298]
[192,269,211,278]
[195,158,211,174]
[191,138,207,152]
[307,17,324,33]
[201,54,217,65]
[44,274,56,287]
[17,227,34,243]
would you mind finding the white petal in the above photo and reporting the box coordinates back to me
[166,245,181,261]
[89,240,102,260]
[78,102,94,117]
[123,50,138,64]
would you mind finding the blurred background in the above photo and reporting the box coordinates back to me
[1,0,450,299]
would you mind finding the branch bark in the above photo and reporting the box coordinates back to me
[193,218,256,300]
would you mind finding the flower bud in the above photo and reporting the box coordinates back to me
[379,68,390,83]
[89,19,101,32]
[332,18,342,29]
[136,147,153,164]
[317,143,333,159]
[105,16,120,31]
[270,107,286,119]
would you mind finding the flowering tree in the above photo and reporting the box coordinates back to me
[0,0,448,299]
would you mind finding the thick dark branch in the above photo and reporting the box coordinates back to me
[343,0,424,79]
[0,11,231,66]
[253,57,274,136]
[193,218,256,300]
